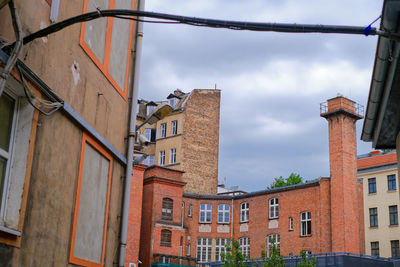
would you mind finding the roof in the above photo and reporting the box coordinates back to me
[357,151,397,170]
[361,0,400,148]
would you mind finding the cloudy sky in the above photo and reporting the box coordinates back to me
[138,0,383,192]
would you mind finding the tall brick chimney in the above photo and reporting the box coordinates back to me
[320,95,364,253]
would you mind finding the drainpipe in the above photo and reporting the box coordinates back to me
[119,0,145,266]
[231,198,234,239]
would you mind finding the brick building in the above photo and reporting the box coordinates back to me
[136,89,221,195]
[357,151,400,258]
[132,95,365,266]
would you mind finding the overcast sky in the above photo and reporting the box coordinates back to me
[138,0,383,192]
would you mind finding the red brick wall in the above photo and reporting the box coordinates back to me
[125,165,146,267]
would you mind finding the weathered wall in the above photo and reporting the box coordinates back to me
[181,89,221,195]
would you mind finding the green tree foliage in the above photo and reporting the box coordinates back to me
[297,251,316,267]
[267,173,303,189]
[261,239,284,267]
[221,238,247,267]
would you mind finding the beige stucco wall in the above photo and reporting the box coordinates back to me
[359,167,400,257]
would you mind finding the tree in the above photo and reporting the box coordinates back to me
[267,173,303,189]
[297,251,316,267]
[221,238,247,267]
[261,239,284,267]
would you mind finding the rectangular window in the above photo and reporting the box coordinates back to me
[160,229,172,246]
[391,240,400,258]
[196,238,212,262]
[240,202,249,222]
[147,105,155,116]
[199,204,212,223]
[218,204,230,223]
[80,0,134,99]
[159,150,165,166]
[239,237,250,258]
[368,178,377,193]
[0,86,35,235]
[269,198,279,219]
[187,244,191,256]
[388,175,397,191]
[188,204,192,217]
[70,133,113,266]
[300,211,311,236]
[371,242,379,257]
[267,234,280,257]
[215,238,230,261]
[171,120,178,135]
[169,148,176,164]
[160,123,167,138]
[162,198,173,220]
[289,217,293,231]
[389,205,398,226]
[369,208,378,227]
[144,128,152,142]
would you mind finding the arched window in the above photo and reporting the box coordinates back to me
[160,229,172,246]
[162,198,173,220]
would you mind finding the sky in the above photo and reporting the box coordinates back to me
[138,0,384,192]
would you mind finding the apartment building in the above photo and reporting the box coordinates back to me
[133,96,365,266]
[358,151,400,258]
[136,89,221,195]
[0,1,143,266]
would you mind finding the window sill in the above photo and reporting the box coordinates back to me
[387,190,397,193]
[160,244,171,247]
[368,192,377,195]
[199,222,212,224]
[166,162,181,167]
[269,217,279,220]
[288,229,293,232]
[217,222,230,225]
[0,226,21,237]
[369,226,379,229]
[389,224,399,227]
[240,221,249,224]
[156,133,182,141]
[300,234,312,238]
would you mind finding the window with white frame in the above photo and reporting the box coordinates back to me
[269,198,279,219]
[170,148,177,164]
[188,204,192,217]
[267,234,280,257]
[160,123,167,138]
[218,204,230,223]
[0,86,35,233]
[169,98,178,108]
[240,202,249,222]
[239,237,250,258]
[171,120,178,135]
[215,238,230,261]
[300,211,311,236]
[199,204,212,223]
[196,238,212,262]
[147,105,155,116]
[186,243,191,256]
[144,128,152,141]
[159,150,165,166]
[289,217,293,231]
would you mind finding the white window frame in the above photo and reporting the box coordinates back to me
[196,238,212,262]
[215,238,230,261]
[160,123,167,138]
[300,211,312,236]
[147,105,155,116]
[187,243,191,256]
[240,202,249,222]
[144,128,152,141]
[0,83,34,235]
[239,237,250,258]
[170,148,176,164]
[188,204,192,217]
[267,234,280,257]
[159,150,165,166]
[171,120,178,135]
[269,198,279,219]
[289,217,293,231]
[199,204,212,223]
[218,204,230,223]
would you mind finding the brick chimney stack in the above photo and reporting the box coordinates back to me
[320,96,364,253]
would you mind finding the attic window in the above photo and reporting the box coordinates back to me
[169,98,178,108]
[147,105,155,116]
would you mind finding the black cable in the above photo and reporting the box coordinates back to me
[6,9,382,50]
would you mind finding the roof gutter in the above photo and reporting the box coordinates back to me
[361,0,400,147]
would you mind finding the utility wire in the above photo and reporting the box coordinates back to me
[4,9,397,50]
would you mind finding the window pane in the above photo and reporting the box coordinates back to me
[0,93,15,152]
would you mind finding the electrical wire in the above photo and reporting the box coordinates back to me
[17,64,63,116]
[4,9,391,51]
[0,0,23,96]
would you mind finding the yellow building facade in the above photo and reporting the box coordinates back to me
[358,151,400,258]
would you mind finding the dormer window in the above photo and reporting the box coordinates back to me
[169,98,177,108]
[147,105,155,116]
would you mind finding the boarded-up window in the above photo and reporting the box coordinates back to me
[162,198,173,220]
[70,133,113,267]
[80,0,134,99]
[160,229,171,246]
